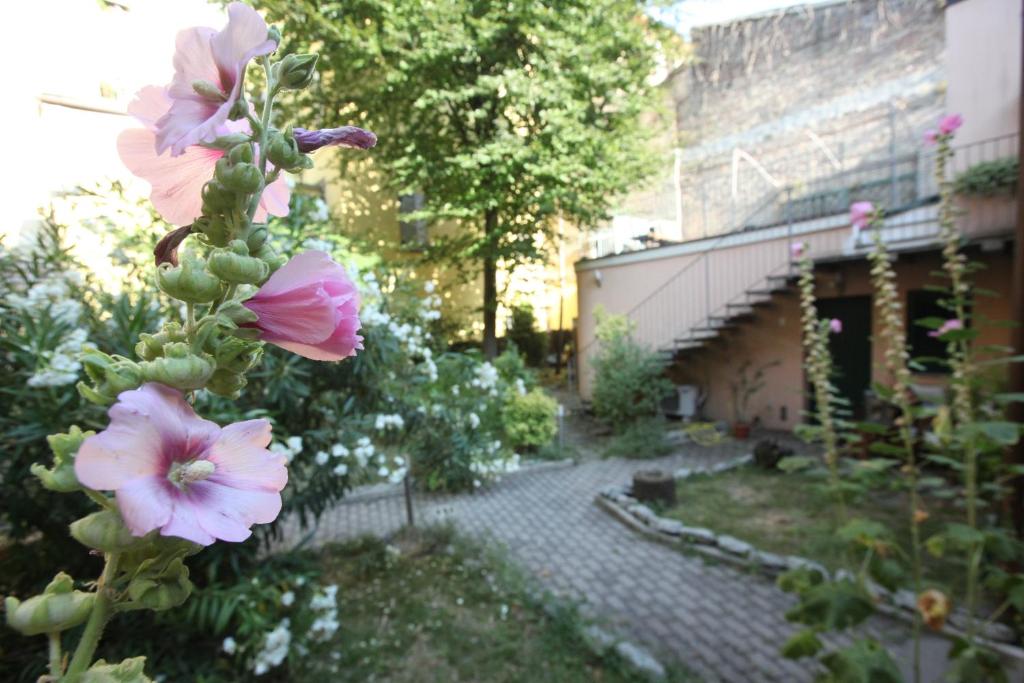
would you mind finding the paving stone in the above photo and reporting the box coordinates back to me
[582,624,618,654]
[655,518,687,535]
[678,525,717,544]
[615,641,667,680]
[716,535,755,557]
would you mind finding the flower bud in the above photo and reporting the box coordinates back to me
[215,158,262,194]
[206,133,252,151]
[252,241,288,273]
[214,337,264,374]
[206,368,248,399]
[265,130,309,172]
[193,215,233,248]
[135,323,187,362]
[216,301,260,328]
[70,510,141,553]
[208,240,270,285]
[78,350,143,406]
[5,573,95,636]
[275,53,318,90]
[138,343,214,391]
[228,143,254,165]
[157,255,223,304]
[31,426,94,492]
[127,557,192,611]
[80,656,151,683]
[917,589,950,630]
[201,181,242,215]
[246,226,269,252]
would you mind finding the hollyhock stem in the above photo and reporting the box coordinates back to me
[64,553,120,681]
[247,56,276,222]
[48,632,62,678]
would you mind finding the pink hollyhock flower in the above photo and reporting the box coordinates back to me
[791,242,805,259]
[293,126,378,153]
[829,318,843,334]
[938,114,963,136]
[118,86,290,226]
[850,201,874,231]
[928,318,963,338]
[243,251,363,361]
[923,129,938,146]
[75,383,287,546]
[155,3,277,156]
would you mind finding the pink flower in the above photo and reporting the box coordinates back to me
[829,318,843,334]
[293,126,378,153]
[923,129,938,146]
[850,201,874,231]
[791,242,805,259]
[243,251,363,361]
[155,3,277,156]
[118,86,290,226]
[928,318,963,338]
[938,114,963,136]
[75,383,287,546]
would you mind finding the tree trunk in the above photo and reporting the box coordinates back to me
[482,209,499,359]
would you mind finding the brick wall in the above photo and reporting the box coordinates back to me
[666,0,945,240]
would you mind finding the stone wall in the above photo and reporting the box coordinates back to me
[666,0,945,240]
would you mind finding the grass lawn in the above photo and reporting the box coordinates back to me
[660,466,966,592]
[308,527,695,682]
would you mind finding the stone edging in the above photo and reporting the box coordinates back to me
[596,454,1024,659]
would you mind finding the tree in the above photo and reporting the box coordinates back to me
[258,0,664,356]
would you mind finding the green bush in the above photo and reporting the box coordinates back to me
[503,389,558,449]
[505,305,546,367]
[590,308,672,433]
[954,157,1018,197]
[603,418,672,459]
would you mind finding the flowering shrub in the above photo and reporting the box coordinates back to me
[2,4,375,680]
[502,389,558,450]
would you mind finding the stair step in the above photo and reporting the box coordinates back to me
[766,273,797,285]
[746,288,786,297]
[691,325,727,333]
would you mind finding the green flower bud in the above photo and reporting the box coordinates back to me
[205,133,251,151]
[30,426,94,492]
[157,255,223,304]
[206,368,248,399]
[70,510,141,553]
[246,225,269,252]
[215,157,262,194]
[214,337,264,374]
[216,301,260,328]
[138,343,214,391]
[265,129,308,172]
[201,181,243,216]
[228,143,254,165]
[127,557,192,611]
[267,26,282,45]
[78,350,143,406]
[80,656,154,683]
[135,323,187,362]
[252,241,289,273]
[208,240,270,285]
[274,53,319,90]
[4,573,95,636]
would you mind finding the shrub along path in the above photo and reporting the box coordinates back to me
[309,438,954,682]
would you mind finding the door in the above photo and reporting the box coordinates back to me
[814,296,872,419]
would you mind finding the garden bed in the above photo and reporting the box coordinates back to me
[597,459,1024,655]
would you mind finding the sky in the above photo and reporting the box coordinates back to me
[648,0,838,37]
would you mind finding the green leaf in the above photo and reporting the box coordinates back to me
[778,455,817,473]
[966,421,1020,446]
[784,580,875,630]
[819,638,903,683]
[780,629,823,659]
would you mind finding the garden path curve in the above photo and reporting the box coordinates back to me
[306,446,952,682]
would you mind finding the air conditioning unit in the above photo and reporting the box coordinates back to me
[662,384,699,420]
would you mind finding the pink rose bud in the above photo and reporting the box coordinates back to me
[74,383,287,546]
[243,251,363,361]
[849,201,874,231]
[938,114,963,136]
[829,318,842,334]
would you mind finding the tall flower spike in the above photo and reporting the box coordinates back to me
[155,3,278,156]
[74,383,287,546]
[118,86,290,226]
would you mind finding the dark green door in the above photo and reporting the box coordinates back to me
[814,296,872,419]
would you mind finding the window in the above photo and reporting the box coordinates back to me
[906,290,957,373]
[399,193,428,249]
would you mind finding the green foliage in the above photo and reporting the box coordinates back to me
[819,639,903,683]
[954,157,1018,197]
[506,305,546,367]
[590,308,672,432]
[603,418,672,460]
[752,439,793,470]
[728,359,779,424]
[682,422,726,447]
[257,0,664,345]
[503,389,558,450]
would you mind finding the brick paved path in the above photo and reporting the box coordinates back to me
[303,440,951,682]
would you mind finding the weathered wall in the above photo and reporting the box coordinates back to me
[668,0,945,240]
[672,249,1014,430]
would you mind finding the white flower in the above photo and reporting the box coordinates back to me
[251,619,291,675]
[515,378,527,396]
[424,281,435,294]
[281,591,295,607]
[468,413,480,429]
[286,436,303,453]
[315,451,329,466]
[222,637,237,655]
[331,443,350,457]
[333,463,349,476]
[377,466,390,478]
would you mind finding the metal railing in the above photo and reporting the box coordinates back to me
[577,133,1018,379]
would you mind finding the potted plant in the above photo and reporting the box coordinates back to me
[728,360,779,439]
